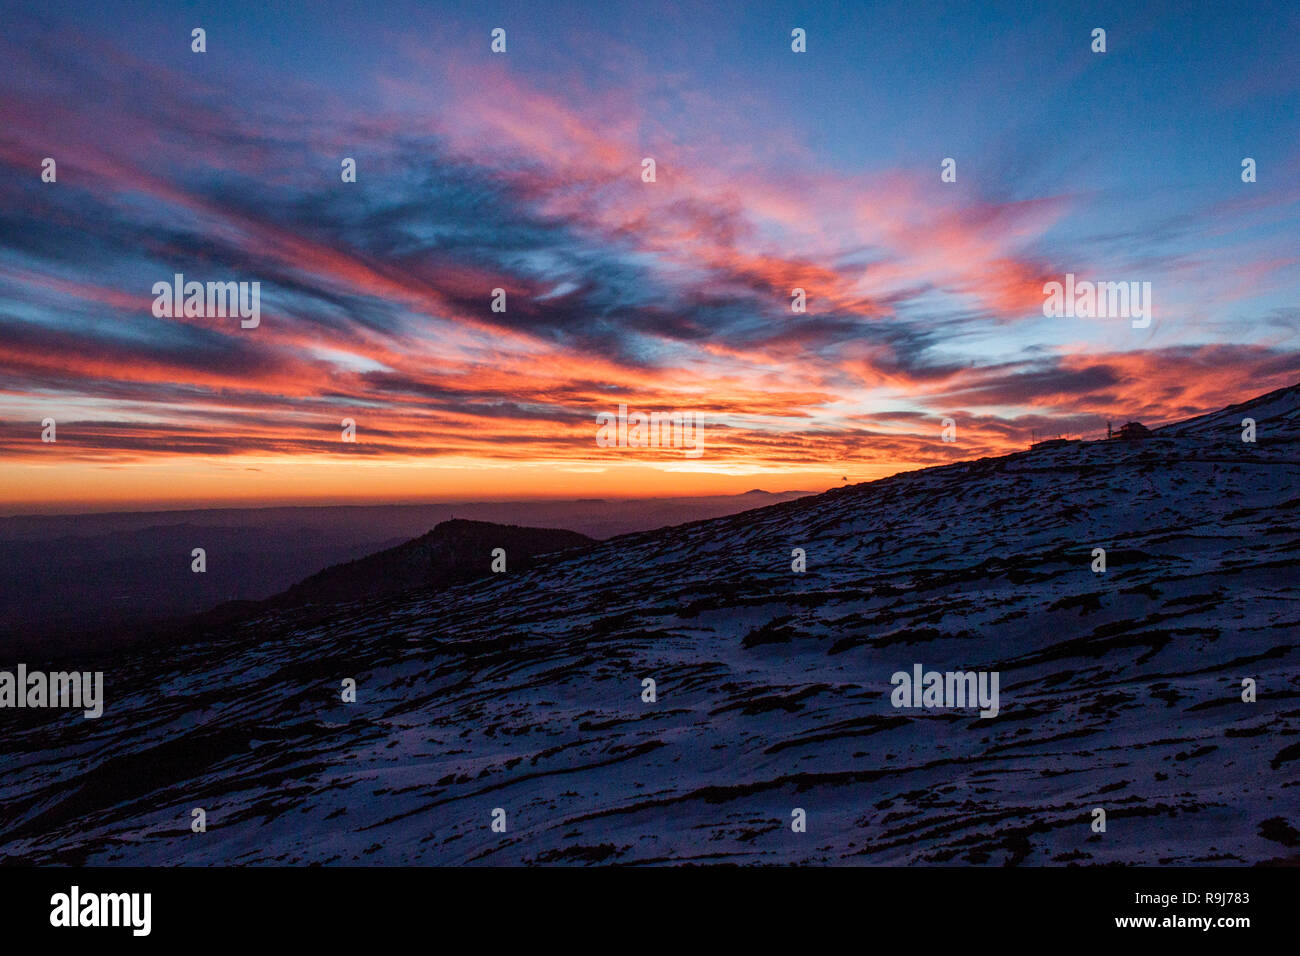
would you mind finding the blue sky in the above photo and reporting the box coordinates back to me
[0,0,1296,508]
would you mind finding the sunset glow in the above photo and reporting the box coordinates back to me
[2,1,1297,512]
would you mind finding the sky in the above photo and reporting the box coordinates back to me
[1,0,1297,512]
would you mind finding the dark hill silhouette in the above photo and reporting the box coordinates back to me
[263,518,594,609]
[33,519,598,653]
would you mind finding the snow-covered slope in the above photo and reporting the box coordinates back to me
[2,385,1297,865]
